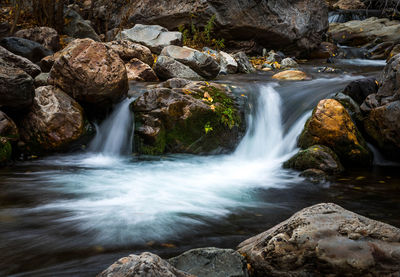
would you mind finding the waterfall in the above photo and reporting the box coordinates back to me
[88,98,134,156]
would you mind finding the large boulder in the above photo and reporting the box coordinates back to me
[0,111,19,142]
[238,203,400,277]
[298,99,372,166]
[49,38,128,108]
[19,86,89,153]
[161,46,220,79]
[97,252,194,277]
[154,55,204,81]
[132,81,244,155]
[118,24,182,54]
[94,0,328,55]
[64,8,100,41]
[329,17,400,58]
[283,145,344,175]
[0,37,53,63]
[125,58,159,82]
[0,65,35,111]
[0,45,41,77]
[169,247,249,277]
[361,54,400,160]
[14,27,60,51]
[106,40,154,66]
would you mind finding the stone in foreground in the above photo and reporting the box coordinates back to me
[238,203,400,277]
[272,70,309,81]
[97,252,193,277]
[169,247,249,277]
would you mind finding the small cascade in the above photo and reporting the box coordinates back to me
[88,98,134,156]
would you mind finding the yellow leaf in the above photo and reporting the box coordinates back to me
[204,92,211,98]
[375,80,379,85]
[241,94,245,97]
[210,104,215,111]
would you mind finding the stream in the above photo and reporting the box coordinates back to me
[0,60,399,276]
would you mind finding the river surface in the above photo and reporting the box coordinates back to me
[0,60,399,276]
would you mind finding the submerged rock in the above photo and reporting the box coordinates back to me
[132,82,244,155]
[118,24,182,54]
[169,247,249,277]
[161,46,220,79]
[233,52,256,74]
[238,203,400,277]
[106,40,154,66]
[272,70,309,81]
[49,38,128,109]
[298,99,372,166]
[283,145,344,175]
[154,55,203,81]
[19,86,89,153]
[125,58,158,82]
[0,45,41,78]
[0,37,53,63]
[14,27,60,51]
[97,252,193,277]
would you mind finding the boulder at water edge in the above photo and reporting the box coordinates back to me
[217,51,238,74]
[233,52,256,74]
[238,203,400,277]
[342,77,378,105]
[283,145,344,175]
[14,27,60,51]
[0,45,41,78]
[0,37,53,63]
[298,99,372,166]
[106,40,154,66]
[154,55,203,81]
[161,46,220,79]
[0,65,35,111]
[97,252,194,277]
[132,81,244,155]
[168,247,249,277]
[118,24,182,54]
[19,86,89,153]
[49,38,128,109]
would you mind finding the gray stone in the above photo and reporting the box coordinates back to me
[154,55,203,81]
[64,8,100,41]
[161,45,220,79]
[332,92,363,124]
[119,24,182,54]
[238,203,400,277]
[106,40,154,66]
[233,52,256,74]
[0,37,53,63]
[14,27,60,51]
[280,57,298,69]
[97,252,194,277]
[0,45,41,78]
[218,51,238,74]
[34,72,49,87]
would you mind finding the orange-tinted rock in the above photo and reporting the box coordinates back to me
[49,38,128,109]
[126,58,159,82]
[272,70,309,81]
[298,99,372,166]
[106,40,154,66]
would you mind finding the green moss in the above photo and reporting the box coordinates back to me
[0,138,12,165]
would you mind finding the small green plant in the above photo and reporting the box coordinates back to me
[204,122,213,134]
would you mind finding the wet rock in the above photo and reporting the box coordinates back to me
[19,86,88,153]
[97,252,193,277]
[299,168,328,183]
[157,78,192,89]
[332,92,363,124]
[49,38,128,109]
[265,50,283,63]
[64,8,100,41]
[272,70,309,81]
[0,137,11,165]
[342,77,378,105]
[14,27,60,51]
[126,58,158,82]
[280,57,298,69]
[366,42,394,60]
[0,111,19,142]
[0,37,53,63]
[154,55,203,81]
[388,44,400,61]
[94,0,328,55]
[238,203,400,277]
[169,247,249,277]
[34,72,49,87]
[132,82,244,155]
[106,40,154,66]
[233,52,256,74]
[0,45,41,78]
[329,17,400,55]
[0,65,35,111]
[298,99,372,166]
[161,46,220,79]
[283,145,344,175]
[217,51,238,74]
[118,24,182,54]
[310,41,338,59]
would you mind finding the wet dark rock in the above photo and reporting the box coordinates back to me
[14,27,60,51]
[332,92,363,124]
[161,46,220,79]
[169,247,249,277]
[310,41,338,59]
[233,52,256,74]
[48,38,128,109]
[342,77,378,105]
[299,168,328,183]
[64,8,100,41]
[97,252,194,277]
[154,55,203,81]
[283,145,344,175]
[0,45,41,78]
[0,65,35,111]
[0,37,53,63]
[132,82,244,155]
[106,40,154,66]
[238,203,400,277]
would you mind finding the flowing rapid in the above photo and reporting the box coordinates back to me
[2,68,399,276]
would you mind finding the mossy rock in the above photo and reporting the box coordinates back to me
[283,145,344,175]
